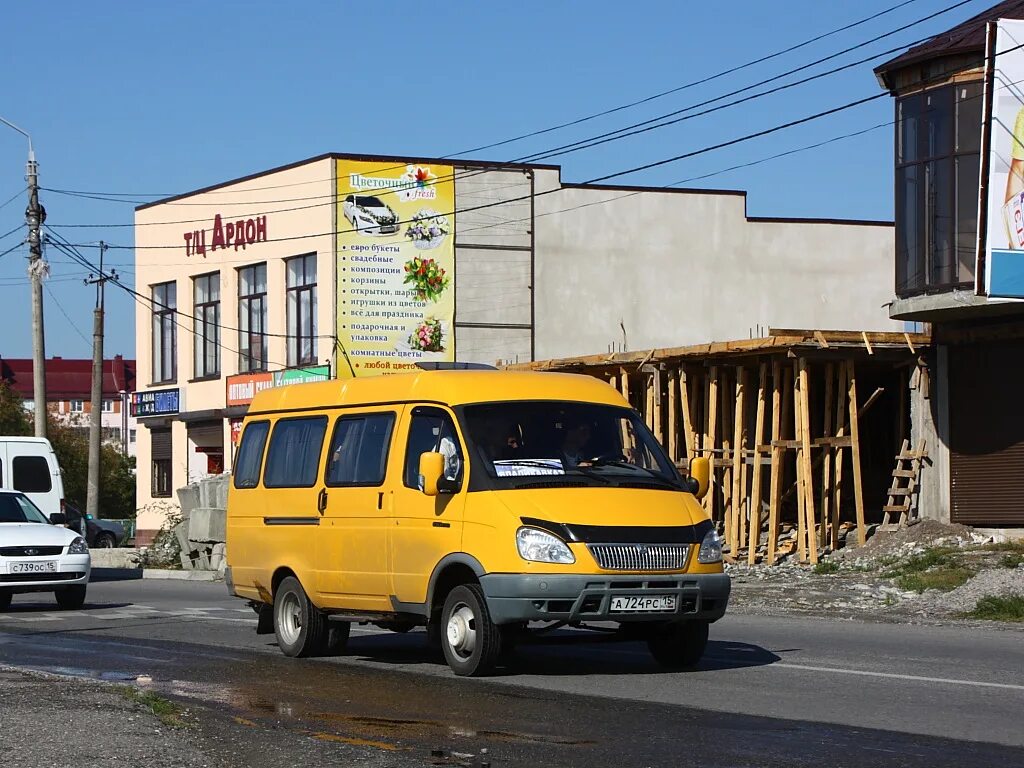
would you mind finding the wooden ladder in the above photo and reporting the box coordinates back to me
[880,439,927,530]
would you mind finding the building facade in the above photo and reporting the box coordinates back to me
[1,355,138,456]
[132,153,900,540]
[876,0,1024,528]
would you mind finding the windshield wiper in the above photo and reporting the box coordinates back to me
[584,457,684,488]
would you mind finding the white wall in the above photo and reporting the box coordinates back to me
[532,173,899,359]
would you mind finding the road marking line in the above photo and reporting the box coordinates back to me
[771,663,1024,692]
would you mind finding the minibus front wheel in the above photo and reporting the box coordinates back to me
[440,584,503,676]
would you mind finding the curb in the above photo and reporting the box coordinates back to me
[142,569,222,582]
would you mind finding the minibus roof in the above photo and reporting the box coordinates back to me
[246,370,627,415]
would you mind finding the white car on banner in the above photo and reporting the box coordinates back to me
[343,194,400,235]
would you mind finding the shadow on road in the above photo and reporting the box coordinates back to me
[91,567,144,582]
[337,629,782,676]
[0,601,134,613]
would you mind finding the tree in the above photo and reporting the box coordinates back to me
[0,382,32,436]
[0,382,136,519]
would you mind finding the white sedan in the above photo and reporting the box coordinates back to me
[342,194,400,235]
[0,490,90,610]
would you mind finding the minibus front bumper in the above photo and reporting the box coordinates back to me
[480,572,730,624]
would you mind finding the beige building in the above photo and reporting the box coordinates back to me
[132,153,899,541]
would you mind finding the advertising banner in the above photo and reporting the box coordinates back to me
[225,365,331,407]
[336,159,456,375]
[985,19,1024,297]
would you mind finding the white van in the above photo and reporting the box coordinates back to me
[0,437,65,519]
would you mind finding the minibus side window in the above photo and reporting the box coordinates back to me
[403,409,463,489]
[263,416,328,488]
[233,421,270,489]
[12,456,52,493]
[325,413,395,487]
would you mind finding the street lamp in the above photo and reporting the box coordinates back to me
[0,114,47,437]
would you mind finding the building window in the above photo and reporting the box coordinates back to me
[152,282,177,383]
[70,400,84,412]
[895,82,982,298]
[101,399,113,412]
[286,254,317,367]
[151,428,172,498]
[238,263,267,373]
[193,272,221,378]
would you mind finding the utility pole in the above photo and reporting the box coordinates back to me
[86,242,114,521]
[2,116,47,436]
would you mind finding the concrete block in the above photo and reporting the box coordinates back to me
[187,507,226,543]
[173,520,190,552]
[179,550,194,570]
[209,542,226,571]
[143,568,219,581]
[176,484,201,518]
[211,476,229,510]
[89,548,142,569]
[195,549,211,570]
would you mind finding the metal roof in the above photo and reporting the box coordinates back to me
[875,0,1024,88]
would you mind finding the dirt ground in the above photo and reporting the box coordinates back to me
[726,520,1024,627]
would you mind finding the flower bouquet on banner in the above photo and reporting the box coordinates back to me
[403,256,449,302]
[405,209,450,250]
[395,316,449,361]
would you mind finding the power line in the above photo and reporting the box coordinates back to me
[59,88,897,252]
[43,282,92,352]
[44,0,979,227]
[0,187,26,212]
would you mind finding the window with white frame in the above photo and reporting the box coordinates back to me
[286,254,317,367]
[152,282,177,383]
[193,272,221,378]
[238,264,267,373]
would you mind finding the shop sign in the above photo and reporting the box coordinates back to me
[130,388,181,417]
[226,365,331,407]
[230,418,244,446]
[183,214,268,258]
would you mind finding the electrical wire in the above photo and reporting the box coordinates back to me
[43,282,93,352]
[44,0,982,225]
[38,0,930,203]
[0,188,26,212]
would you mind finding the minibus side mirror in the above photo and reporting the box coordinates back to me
[418,452,445,497]
[49,513,67,526]
[687,456,710,500]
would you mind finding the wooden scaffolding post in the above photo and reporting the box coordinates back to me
[747,362,768,565]
[846,359,867,546]
[703,367,719,519]
[792,361,807,561]
[667,366,679,463]
[767,363,790,564]
[831,362,848,552]
[619,367,631,407]
[730,367,747,554]
[680,367,696,459]
[645,372,656,433]
[797,358,818,564]
[820,362,835,549]
[652,367,664,445]
[721,368,734,535]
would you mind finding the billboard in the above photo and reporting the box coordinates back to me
[985,19,1024,297]
[336,159,455,375]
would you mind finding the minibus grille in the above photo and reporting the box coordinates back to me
[587,543,690,571]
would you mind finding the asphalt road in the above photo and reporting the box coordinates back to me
[1,576,1022,767]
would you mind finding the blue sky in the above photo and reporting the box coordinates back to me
[0,0,990,359]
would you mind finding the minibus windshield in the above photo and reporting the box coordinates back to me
[460,401,683,490]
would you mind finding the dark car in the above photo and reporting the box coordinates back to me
[63,502,125,548]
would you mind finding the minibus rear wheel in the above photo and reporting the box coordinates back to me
[647,620,709,669]
[440,584,502,676]
[274,576,329,657]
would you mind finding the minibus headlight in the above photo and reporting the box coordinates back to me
[516,527,575,564]
[67,537,89,555]
[697,529,722,564]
